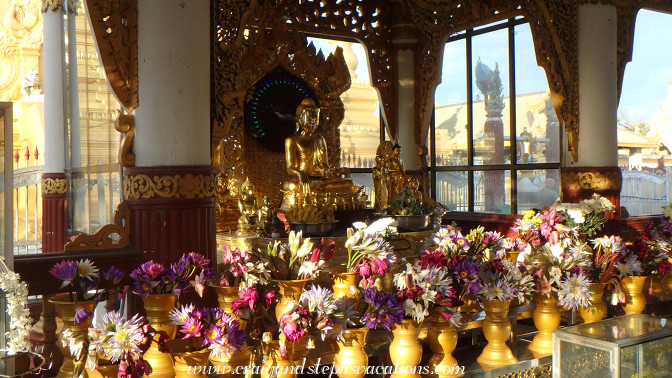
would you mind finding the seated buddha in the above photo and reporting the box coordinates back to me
[281,98,363,210]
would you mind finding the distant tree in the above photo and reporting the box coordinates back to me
[618,109,651,136]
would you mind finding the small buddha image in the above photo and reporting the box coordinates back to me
[282,98,362,210]
[237,178,258,236]
[387,143,407,201]
[373,141,393,211]
[256,195,275,236]
[372,141,407,211]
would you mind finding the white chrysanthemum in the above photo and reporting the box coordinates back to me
[77,258,99,280]
[615,254,643,277]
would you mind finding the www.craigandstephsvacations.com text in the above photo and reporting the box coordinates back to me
[187,358,466,376]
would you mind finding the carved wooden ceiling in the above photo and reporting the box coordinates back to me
[80,0,672,167]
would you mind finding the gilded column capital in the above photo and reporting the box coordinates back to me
[41,177,67,194]
[123,172,216,200]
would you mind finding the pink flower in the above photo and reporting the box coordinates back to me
[357,264,371,277]
[264,290,275,307]
[239,287,259,310]
[371,258,388,275]
[180,316,203,339]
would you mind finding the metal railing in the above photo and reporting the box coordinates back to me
[13,147,42,255]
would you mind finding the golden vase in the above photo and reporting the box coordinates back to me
[261,341,297,378]
[171,349,210,378]
[528,293,560,357]
[390,319,423,378]
[644,275,664,297]
[579,283,607,324]
[334,327,368,378]
[332,272,359,301]
[274,279,310,322]
[621,276,647,315]
[87,364,120,378]
[141,293,177,378]
[212,284,240,313]
[664,273,672,294]
[209,346,250,378]
[427,317,463,378]
[50,294,97,378]
[477,299,517,368]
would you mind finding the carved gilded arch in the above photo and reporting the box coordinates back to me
[84,0,138,113]
[211,18,351,229]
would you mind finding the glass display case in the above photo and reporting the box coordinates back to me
[553,314,672,377]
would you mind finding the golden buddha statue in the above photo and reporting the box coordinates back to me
[372,140,407,211]
[282,98,364,210]
[237,178,258,236]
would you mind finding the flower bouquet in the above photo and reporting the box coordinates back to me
[576,236,625,322]
[343,218,397,288]
[258,231,335,281]
[169,305,246,358]
[49,259,124,304]
[475,258,533,366]
[130,252,215,299]
[554,194,615,237]
[60,311,165,378]
[393,258,457,324]
[0,257,31,355]
[478,258,534,304]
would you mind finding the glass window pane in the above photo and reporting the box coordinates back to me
[69,11,122,234]
[472,28,510,165]
[435,171,469,212]
[307,38,380,169]
[474,170,511,213]
[435,39,468,166]
[514,23,559,164]
[517,169,560,212]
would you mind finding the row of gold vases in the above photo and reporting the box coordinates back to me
[528,293,560,357]
[50,294,97,378]
[477,299,517,368]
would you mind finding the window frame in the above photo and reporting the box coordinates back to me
[429,17,561,214]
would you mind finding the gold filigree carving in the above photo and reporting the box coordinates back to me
[41,178,67,194]
[1,0,42,102]
[85,0,138,112]
[561,170,623,191]
[64,201,130,251]
[212,13,352,219]
[123,173,216,200]
[114,112,135,167]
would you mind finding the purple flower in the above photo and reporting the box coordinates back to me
[203,324,223,346]
[361,288,403,331]
[181,252,210,268]
[225,321,246,350]
[102,266,125,285]
[200,268,216,281]
[49,260,78,288]
[74,306,92,324]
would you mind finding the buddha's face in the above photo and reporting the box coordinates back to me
[298,107,320,134]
